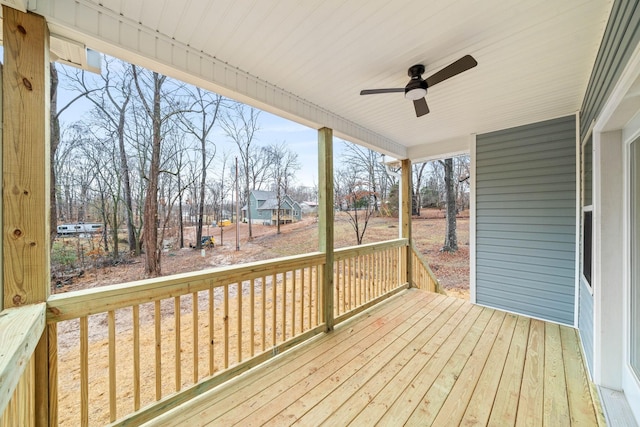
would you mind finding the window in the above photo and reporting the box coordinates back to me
[582,209,592,285]
[581,134,593,288]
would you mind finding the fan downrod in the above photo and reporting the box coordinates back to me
[408,64,425,78]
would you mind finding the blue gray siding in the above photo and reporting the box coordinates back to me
[579,280,594,374]
[577,0,640,374]
[580,0,640,138]
[476,115,576,324]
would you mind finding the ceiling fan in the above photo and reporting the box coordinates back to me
[360,55,478,117]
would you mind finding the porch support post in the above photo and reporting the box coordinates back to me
[318,127,334,331]
[2,7,51,427]
[2,6,51,307]
[401,159,413,287]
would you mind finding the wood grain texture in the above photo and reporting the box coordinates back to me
[2,6,50,307]
[318,127,334,331]
[0,304,45,419]
[143,291,601,427]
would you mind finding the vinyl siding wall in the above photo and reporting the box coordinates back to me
[475,115,576,325]
[580,0,640,137]
[579,280,594,373]
[578,0,640,374]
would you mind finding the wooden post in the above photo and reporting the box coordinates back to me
[318,128,334,331]
[401,159,413,287]
[3,7,52,427]
[2,6,51,307]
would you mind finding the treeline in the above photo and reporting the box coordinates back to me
[52,55,469,276]
[52,57,310,276]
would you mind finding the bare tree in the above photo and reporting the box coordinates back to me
[50,63,99,246]
[64,58,139,253]
[335,167,376,245]
[132,65,187,276]
[263,142,300,234]
[220,104,260,236]
[342,142,386,213]
[412,162,428,216]
[179,88,223,248]
[440,158,458,252]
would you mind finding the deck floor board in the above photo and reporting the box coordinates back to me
[145,289,602,427]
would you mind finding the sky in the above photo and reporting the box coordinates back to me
[54,57,351,189]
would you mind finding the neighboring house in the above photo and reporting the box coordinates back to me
[242,190,302,225]
[299,201,318,214]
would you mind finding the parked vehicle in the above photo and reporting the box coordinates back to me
[56,223,103,236]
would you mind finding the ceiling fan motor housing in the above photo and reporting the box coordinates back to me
[405,64,427,100]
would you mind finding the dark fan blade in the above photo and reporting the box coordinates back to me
[360,88,405,95]
[425,55,477,88]
[413,98,429,117]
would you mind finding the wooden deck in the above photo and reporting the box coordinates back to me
[145,289,604,426]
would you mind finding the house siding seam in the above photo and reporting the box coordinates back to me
[580,0,640,138]
[476,115,576,325]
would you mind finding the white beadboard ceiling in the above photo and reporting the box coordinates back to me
[26,0,612,160]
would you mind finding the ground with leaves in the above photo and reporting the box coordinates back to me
[54,209,469,296]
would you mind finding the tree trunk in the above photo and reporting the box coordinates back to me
[196,135,207,248]
[117,98,137,254]
[246,147,253,238]
[50,64,60,248]
[442,158,458,252]
[139,72,165,277]
[178,174,185,249]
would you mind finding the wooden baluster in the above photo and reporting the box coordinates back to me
[237,282,242,363]
[155,301,162,400]
[291,271,296,337]
[80,317,88,426]
[250,278,255,357]
[349,258,356,310]
[281,273,287,342]
[261,276,266,352]
[193,292,199,383]
[224,284,229,369]
[48,324,58,427]
[208,284,214,375]
[132,305,140,411]
[108,310,116,422]
[300,268,305,333]
[174,297,181,392]
[272,274,277,347]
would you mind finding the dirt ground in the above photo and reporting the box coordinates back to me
[53,209,469,425]
[56,208,469,297]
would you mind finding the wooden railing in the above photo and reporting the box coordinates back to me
[333,239,408,324]
[46,253,325,426]
[411,244,444,294]
[0,304,46,427]
[39,238,436,426]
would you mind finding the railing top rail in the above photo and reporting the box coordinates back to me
[47,252,325,323]
[334,238,408,261]
[0,303,46,415]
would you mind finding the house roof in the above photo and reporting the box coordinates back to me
[251,190,276,202]
[24,0,613,161]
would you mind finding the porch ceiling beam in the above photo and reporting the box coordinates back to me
[29,0,408,159]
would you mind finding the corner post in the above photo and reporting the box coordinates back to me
[318,128,334,331]
[401,159,413,287]
[3,7,52,426]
